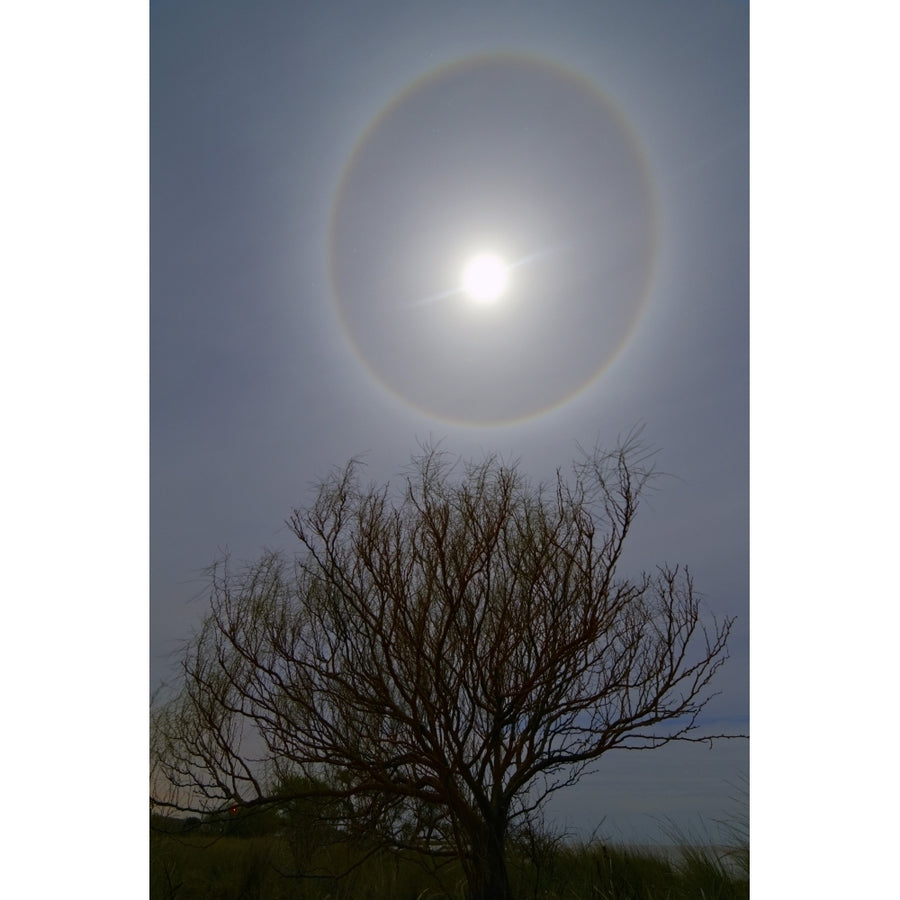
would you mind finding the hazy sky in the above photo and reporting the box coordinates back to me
[151,0,748,841]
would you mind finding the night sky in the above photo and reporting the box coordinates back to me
[151,0,748,841]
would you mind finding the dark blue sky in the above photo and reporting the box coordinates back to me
[151,0,748,840]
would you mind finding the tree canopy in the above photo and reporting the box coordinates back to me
[151,435,738,900]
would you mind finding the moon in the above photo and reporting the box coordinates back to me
[461,253,509,303]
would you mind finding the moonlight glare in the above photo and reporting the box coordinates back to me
[461,253,509,304]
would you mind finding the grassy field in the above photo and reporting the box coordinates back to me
[150,823,749,899]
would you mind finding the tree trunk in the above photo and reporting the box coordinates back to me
[466,820,512,900]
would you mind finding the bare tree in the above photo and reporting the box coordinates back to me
[151,434,740,900]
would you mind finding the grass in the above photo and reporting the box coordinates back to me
[150,826,749,899]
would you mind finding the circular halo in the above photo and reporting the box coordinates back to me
[328,53,658,426]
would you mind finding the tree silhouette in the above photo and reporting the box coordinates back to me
[152,434,739,900]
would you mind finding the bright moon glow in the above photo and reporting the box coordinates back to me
[461,254,509,303]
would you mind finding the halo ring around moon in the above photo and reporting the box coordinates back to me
[328,52,658,426]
